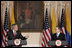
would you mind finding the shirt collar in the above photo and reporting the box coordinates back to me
[57,32,60,35]
[13,30,16,33]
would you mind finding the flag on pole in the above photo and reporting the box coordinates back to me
[61,9,65,34]
[52,7,57,34]
[41,8,51,47]
[1,18,3,47]
[60,9,69,47]
[10,7,15,28]
[1,7,9,47]
[65,7,71,47]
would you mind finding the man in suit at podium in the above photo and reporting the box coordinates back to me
[6,24,29,47]
[51,26,66,47]
[51,26,66,41]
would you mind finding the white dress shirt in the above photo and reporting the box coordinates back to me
[13,30,17,36]
[57,32,60,37]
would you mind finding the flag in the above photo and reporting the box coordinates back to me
[60,9,68,47]
[65,7,71,47]
[41,8,51,47]
[1,19,3,47]
[66,7,71,35]
[52,7,57,34]
[10,7,15,28]
[61,9,65,34]
[1,7,9,47]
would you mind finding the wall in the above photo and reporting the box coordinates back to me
[1,1,71,47]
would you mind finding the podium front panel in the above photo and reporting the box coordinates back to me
[48,41,67,46]
[8,40,27,46]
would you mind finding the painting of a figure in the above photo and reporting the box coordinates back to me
[14,1,44,32]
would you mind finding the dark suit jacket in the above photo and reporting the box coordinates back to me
[6,29,27,40]
[51,33,66,41]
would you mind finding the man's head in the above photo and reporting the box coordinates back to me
[12,24,18,31]
[55,26,61,33]
[26,2,30,9]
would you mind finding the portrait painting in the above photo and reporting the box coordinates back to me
[14,1,44,32]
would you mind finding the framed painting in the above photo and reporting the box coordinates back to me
[14,1,44,32]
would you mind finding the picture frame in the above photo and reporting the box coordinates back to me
[14,1,44,32]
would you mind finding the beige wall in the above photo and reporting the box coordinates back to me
[21,32,42,47]
[1,1,71,47]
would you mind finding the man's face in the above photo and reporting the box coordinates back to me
[14,25,18,31]
[26,3,30,8]
[55,27,60,33]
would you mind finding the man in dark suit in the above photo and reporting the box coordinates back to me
[51,26,66,47]
[6,24,29,47]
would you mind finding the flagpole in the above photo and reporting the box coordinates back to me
[6,1,7,10]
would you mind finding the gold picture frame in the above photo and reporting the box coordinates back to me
[14,1,44,32]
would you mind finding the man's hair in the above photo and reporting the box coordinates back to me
[56,26,61,30]
[12,24,17,30]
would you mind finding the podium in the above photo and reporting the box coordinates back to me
[48,40,67,47]
[8,39,27,46]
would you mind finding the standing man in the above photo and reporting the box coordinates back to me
[6,24,29,47]
[51,26,66,47]
[51,26,66,41]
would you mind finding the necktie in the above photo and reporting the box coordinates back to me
[14,32,16,36]
[57,34,59,38]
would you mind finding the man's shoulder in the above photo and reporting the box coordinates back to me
[60,33,65,35]
[17,30,21,33]
[8,29,12,32]
[53,33,56,36]
[7,29,13,34]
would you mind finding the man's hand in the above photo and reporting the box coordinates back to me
[25,34,29,38]
[5,37,8,42]
[19,39,21,41]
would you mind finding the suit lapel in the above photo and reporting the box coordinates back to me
[56,33,60,38]
[12,30,17,37]
[56,33,58,38]
[57,33,61,38]
[12,30,15,37]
